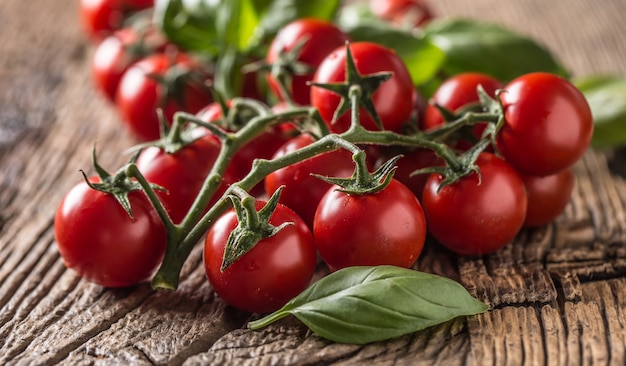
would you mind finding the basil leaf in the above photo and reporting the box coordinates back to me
[155,0,341,97]
[214,0,263,52]
[423,19,570,83]
[575,76,626,148]
[248,265,488,344]
[155,0,340,54]
[154,0,221,54]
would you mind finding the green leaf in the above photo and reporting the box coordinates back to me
[248,265,488,344]
[156,0,340,54]
[153,0,221,54]
[155,0,341,97]
[575,75,626,149]
[423,19,569,83]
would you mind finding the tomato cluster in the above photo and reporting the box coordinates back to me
[419,71,591,255]
[57,0,593,315]
[84,0,217,142]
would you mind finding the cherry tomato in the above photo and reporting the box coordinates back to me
[310,42,414,133]
[522,167,574,227]
[264,134,355,228]
[266,18,350,105]
[422,153,528,256]
[422,73,503,149]
[423,72,503,131]
[54,177,166,287]
[369,0,434,28]
[203,200,316,313]
[411,88,428,129]
[135,131,239,224]
[116,52,213,141]
[313,179,427,271]
[497,72,593,176]
[376,147,443,200]
[91,26,168,103]
[79,0,154,41]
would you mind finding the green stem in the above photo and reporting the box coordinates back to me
[150,105,334,290]
[125,164,176,233]
[424,111,500,142]
[275,72,297,106]
[247,309,290,330]
[149,97,499,289]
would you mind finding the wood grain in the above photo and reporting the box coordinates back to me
[1,0,626,364]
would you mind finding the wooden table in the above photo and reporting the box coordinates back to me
[2,0,626,364]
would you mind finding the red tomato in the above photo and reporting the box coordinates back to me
[377,148,443,199]
[310,42,414,133]
[369,0,434,28]
[264,134,355,228]
[79,0,154,41]
[116,52,213,141]
[203,200,316,313]
[412,88,428,129]
[313,179,427,271]
[497,72,593,176]
[266,18,350,105]
[91,27,168,103]
[422,73,503,149]
[422,72,503,131]
[54,177,166,287]
[135,131,239,224]
[522,167,574,227]
[422,153,528,256]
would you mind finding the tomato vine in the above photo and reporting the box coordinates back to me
[58,0,613,345]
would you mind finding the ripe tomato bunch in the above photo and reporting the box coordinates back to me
[56,0,593,315]
[419,71,592,255]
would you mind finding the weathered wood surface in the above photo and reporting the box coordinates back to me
[2,0,626,364]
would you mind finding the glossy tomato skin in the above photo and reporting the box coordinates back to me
[522,167,574,227]
[422,73,502,150]
[422,72,503,131]
[380,148,443,200]
[91,27,167,103]
[264,134,355,228]
[135,131,239,224]
[313,179,427,272]
[266,18,350,105]
[369,0,434,28]
[497,72,593,176]
[422,153,528,256]
[203,201,316,313]
[79,0,154,41]
[54,177,166,288]
[310,42,414,133]
[116,53,213,141]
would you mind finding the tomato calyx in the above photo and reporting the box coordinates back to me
[309,42,392,130]
[424,85,503,146]
[247,37,314,105]
[81,146,163,218]
[221,187,293,271]
[144,54,212,112]
[314,151,400,195]
[123,22,169,62]
[410,86,507,189]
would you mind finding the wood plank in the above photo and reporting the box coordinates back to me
[1,0,626,364]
